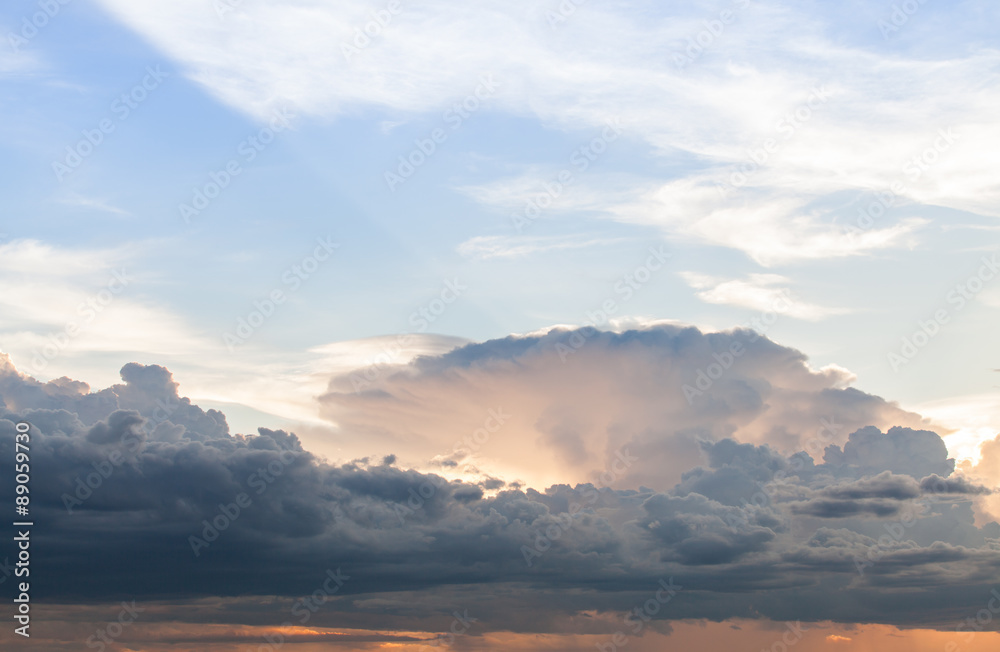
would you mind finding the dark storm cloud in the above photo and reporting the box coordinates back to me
[820,472,922,500]
[640,492,777,564]
[789,498,903,518]
[919,473,994,495]
[0,340,998,636]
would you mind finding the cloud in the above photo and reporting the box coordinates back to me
[0,238,123,279]
[456,235,621,260]
[597,181,930,266]
[0,239,217,379]
[320,324,930,490]
[0,234,469,431]
[680,272,850,320]
[790,498,904,519]
[963,433,1000,525]
[822,472,922,501]
[782,471,925,516]
[641,492,777,564]
[919,474,993,495]
[0,349,998,639]
[823,425,955,479]
[53,192,132,216]
[0,38,40,77]
[909,392,1000,466]
[90,1,1000,263]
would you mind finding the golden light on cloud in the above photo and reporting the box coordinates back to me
[826,634,853,642]
[911,393,1000,466]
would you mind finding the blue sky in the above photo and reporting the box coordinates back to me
[1,0,999,461]
[6,2,1000,649]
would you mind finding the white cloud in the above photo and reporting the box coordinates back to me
[680,271,849,320]
[90,1,1000,264]
[53,193,131,216]
[0,239,217,381]
[0,237,477,442]
[0,238,120,279]
[456,234,621,260]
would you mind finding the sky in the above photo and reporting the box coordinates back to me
[1,0,999,650]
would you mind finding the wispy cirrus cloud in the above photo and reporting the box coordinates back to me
[680,271,851,320]
[90,0,1000,264]
[53,192,132,217]
[457,234,622,260]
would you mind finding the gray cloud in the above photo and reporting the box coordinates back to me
[790,498,903,518]
[920,474,994,495]
[0,342,998,636]
[822,425,955,479]
[821,472,922,501]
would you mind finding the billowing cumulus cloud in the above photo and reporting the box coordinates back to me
[1,335,998,642]
[320,324,931,490]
